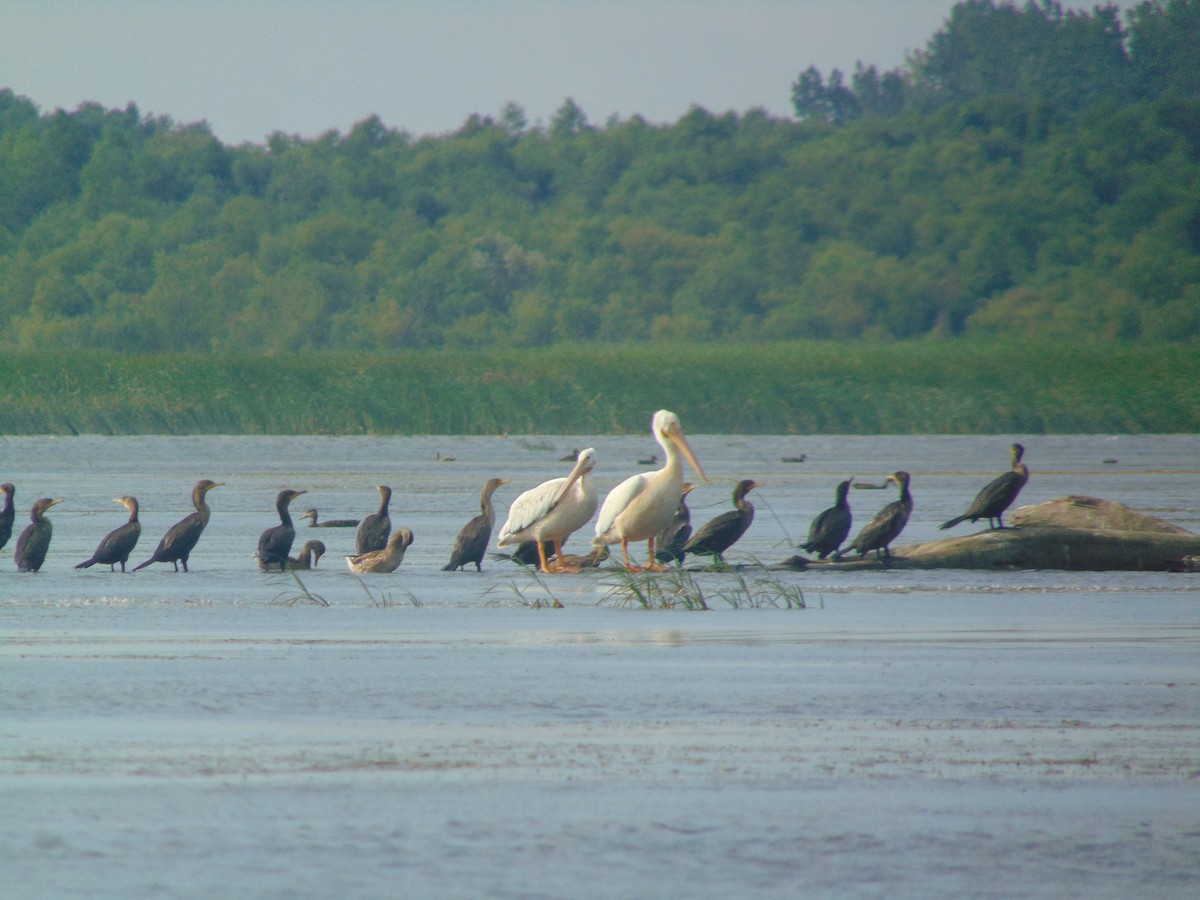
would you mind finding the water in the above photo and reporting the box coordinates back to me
[2,434,1198,898]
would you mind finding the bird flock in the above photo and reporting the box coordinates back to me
[2,413,1031,575]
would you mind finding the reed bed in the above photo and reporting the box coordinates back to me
[1,341,1195,434]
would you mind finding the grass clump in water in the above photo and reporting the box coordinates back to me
[600,565,806,610]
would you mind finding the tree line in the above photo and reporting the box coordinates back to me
[0,0,1197,353]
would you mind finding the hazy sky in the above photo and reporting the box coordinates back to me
[0,1,1104,145]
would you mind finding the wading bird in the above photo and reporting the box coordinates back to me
[593,410,707,571]
[799,479,853,560]
[844,471,913,562]
[75,496,141,572]
[498,448,598,574]
[14,497,62,572]
[940,443,1029,531]
[443,477,510,572]
[133,480,222,572]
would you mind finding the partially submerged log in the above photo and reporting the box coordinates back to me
[788,496,1200,572]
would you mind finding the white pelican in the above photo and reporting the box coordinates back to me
[593,410,707,571]
[497,448,598,574]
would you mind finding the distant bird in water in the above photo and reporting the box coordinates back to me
[940,444,1029,531]
[637,453,658,466]
[75,496,141,572]
[594,410,707,572]
[684,479,762,563]
[256,488,307,571]
[356,485,392,554]
[133,479,222,572]
[781,454,807,463]
[799,479,853,560]
[436,452,456,462]
[300,508,359,528]
[844,471,913,562]
[346,527,414,574]
[0,482,15,552]
[499,448,599,574]
[443,477,509,572]
[14,497,62,572]
[654,482,697,565]
[559,449,580,462]
[260,539,326,572]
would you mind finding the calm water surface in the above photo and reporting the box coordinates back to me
[2,434,1198,898]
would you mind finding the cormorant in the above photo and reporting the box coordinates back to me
[300,508,359,528]
[346,527,414,573]
[683,479,762,563]
[256,488,307,570]
[443,477,509,571]
[75,496,141,572]
[799,479,853,560]
[654,482,697,565]
[133,479,222,572]
[844,471,913,561]
[940,443,1029,531]
[489,540,553,566]
[0,482,15,552]
[356,485,392,554]
[259,539,326,571]
[14,497,61,572]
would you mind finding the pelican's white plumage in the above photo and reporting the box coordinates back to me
[497,448,598,573]
[593,410,707,571]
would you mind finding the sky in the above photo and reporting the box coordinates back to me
[0,1,1107,146]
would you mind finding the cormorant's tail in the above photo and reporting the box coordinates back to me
[74,558,96,569]
[131,557,155,571]
[939,515,967,531]
[441,561,456,571]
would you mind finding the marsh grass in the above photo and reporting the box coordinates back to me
[484,570,566,608]
[2,341,1196,434]
[272,571,329,607]
[600,564,807,610]
[351,575,422,607]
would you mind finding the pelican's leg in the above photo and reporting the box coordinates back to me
[552,540,582,574]
[536,540,556,574]
[641,537,667,572]
[620,539,641,572]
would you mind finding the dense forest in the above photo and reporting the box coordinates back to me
[1,0,1197,353]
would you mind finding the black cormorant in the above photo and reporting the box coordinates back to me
[75,496,141,572]
[683,479,762,563]
[800,479,853,560]
[844,471,913,561]
[0,482,15,552]
[256,488,307,570]
[300,508,359,528]
[654,482,697,565]
[346,527,414,573]
[133,479,223,572]
[356,485,392,554]
[940,444,1029,531]
[259,539,326,571]
[443,477,509,571]
[14,497,62,572]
